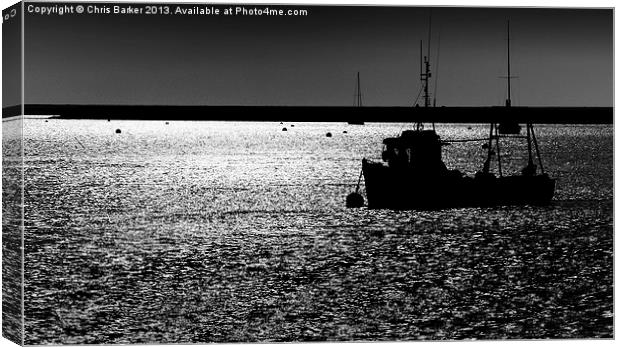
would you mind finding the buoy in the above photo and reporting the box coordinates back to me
[115,129,121,134]
[346,192,364,208]
[280,122,283,125]
[290,124,295,127]
[326,132,332,137]
[343,131,348,134]
[107,119,111,122]
[165,122,169,125]
[45,120,48,123]
[282,127,287,131]
[467,126,472,130]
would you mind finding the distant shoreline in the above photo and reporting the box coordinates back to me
[2,104,613,124]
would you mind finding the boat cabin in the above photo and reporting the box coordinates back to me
[381,130,448,175]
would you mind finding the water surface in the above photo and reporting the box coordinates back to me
[23,120,613,343]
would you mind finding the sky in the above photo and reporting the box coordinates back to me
[2,2,21,108]
[21,3,613,107]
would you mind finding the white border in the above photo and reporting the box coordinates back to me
[0,1,615,347]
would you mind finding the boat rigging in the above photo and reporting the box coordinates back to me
[346,19,556,210]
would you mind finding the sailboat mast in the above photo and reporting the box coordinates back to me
[355,71,363,107]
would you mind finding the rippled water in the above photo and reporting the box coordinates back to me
[22,120,612,343]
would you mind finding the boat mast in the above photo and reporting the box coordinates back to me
[355,71,363,107]
[483,21,545,177]
[506,20,512,107]
[423,15,432,108]
[433,33,440,108]
[417,14,434,130]
[484,20,514,176]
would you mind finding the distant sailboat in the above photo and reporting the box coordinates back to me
[348,72,365,125]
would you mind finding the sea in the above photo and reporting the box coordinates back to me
[13,119,613,343]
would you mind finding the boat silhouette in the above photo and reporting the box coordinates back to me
[347,20,556,210]
[359,125,555,209]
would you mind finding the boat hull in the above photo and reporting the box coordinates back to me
[362,160,556,210]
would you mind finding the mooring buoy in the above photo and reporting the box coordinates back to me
[347,169,365,208]
[115,129,122,134]
[346,192,364,208]
[326,132,332,137]
[282,127,288,131]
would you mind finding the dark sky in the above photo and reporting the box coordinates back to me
[23,4,612,106]
[3,2,22,108]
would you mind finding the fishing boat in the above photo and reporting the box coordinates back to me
[358,124,555,209]
[346,22,555,210]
